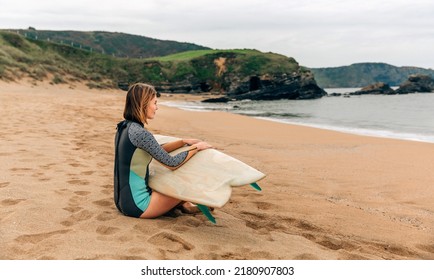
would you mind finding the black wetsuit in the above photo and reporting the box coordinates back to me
[114,120,189,217]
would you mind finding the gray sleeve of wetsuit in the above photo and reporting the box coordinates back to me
[128,122,188,167]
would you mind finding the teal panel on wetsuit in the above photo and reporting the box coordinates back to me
[129,170,151,211]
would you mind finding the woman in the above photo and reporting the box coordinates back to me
[114,83,212,219]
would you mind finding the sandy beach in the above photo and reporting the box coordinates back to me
[1,81,433,260]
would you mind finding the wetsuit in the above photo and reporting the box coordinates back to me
[114,120,189,218]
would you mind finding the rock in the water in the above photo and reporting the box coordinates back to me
[351,82,395,95]
[395,74,434,94]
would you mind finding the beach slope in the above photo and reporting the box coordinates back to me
[0,82,433,260]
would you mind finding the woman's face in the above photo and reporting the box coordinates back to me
[146,95,158,121]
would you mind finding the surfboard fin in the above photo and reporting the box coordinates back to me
[250,182,262,191]
[197,204,216,224]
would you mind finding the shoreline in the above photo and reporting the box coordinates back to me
[1,82,434,260]
[159,95,434,145]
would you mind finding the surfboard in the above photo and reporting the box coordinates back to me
[148,135,265,223]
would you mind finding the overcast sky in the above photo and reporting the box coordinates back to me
[1,0,433,69]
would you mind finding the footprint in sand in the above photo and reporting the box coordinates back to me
[15,229,71,244]
[197,249,274,260]
[96,225,120,235]
[147,232,194,253]
[180,216,203,227]
[54,188,69,196]
[252,201,274,210]
[9,167,33,173]
[74,191,91,196]
[0,182,10,188]
[96,211,117,222]
[100,184,112,189]
[68,162,83,168]
[67,179,90,185]
[100,189,112,195]
[32,172,51,182]
[40,163,56,169]
[166,215,204,232]
[0,152,13,157]
[67,195,84,207]
[38,177,51,182]
[60,209,93,227]
[99,184,112,195]
[293,253,321,260]
[133,223,160,236]
[31,172,44,178]
[97,162,109,168]
[63,206,83,213]
[1,198,26,206]
[240,211,286,232]
[92,198,112,207]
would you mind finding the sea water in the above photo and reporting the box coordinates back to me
[161,89,434,143]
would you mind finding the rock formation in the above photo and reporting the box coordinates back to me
[351,82,395,95]
[226,72,327,101]
[395,74,434,94]
[201,72,326,102]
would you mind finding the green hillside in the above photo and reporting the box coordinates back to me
[311,63,434,88]
[3,28,210,58]
[5,29,434,91]
[0,30,121,88]
[0,30,301,91]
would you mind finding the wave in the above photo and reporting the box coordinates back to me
[160,101,230,112]
[237,111,308,119]
[255,117,434,144]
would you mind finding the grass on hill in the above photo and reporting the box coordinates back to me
[0,30,303,91]
[152,49,264,61]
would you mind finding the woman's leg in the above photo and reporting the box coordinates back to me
[140,191,181,219]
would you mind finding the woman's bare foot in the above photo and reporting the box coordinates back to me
[179,202,201,214]
[176,202,215,214]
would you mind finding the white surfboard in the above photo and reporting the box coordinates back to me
[148,135,265,223]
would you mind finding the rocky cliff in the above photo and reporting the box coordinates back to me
[226,72,326,100]
[0,31,326,99]
[154,50,326,101]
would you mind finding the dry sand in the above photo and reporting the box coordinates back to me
[0,81,433,260]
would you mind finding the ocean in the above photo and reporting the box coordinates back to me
[161,88,434,144]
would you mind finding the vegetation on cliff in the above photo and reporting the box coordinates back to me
[4,28,209,58]
[3,29,434,93]
[0,30,305,93]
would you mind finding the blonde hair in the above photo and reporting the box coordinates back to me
[123,83,157,125]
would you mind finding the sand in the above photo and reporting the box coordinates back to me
[0,81,433,260]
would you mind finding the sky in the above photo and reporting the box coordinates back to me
[1,0,433,69]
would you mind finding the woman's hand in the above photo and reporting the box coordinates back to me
[192,141,213,151]
[183,139,201,145]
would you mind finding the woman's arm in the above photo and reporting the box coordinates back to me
[161,138,201,153]
[161,140,185,153]
[161,141,212,170]
[164,142,211,170]
[128,123,211,170]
